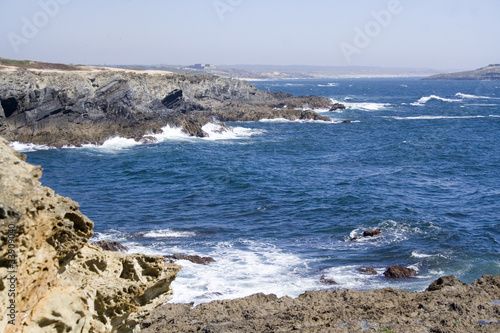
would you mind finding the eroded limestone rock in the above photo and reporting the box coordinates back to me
[0,137,180,332]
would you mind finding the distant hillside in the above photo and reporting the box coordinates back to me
[0,57,82,71]
[425,64,500,80]
[109,64,440,80]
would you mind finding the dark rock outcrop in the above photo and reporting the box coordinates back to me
[363,229,382,237]
[0,66,335,146]
[319,274,337,285]
[330,102,346,111]
[92,240,129,252]
[384,265,417,278]
[164,254,216,265]
[359,266,378,275]
[426,275,467,291]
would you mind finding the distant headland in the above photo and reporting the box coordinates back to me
[425,64,500,80]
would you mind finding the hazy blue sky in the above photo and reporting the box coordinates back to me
[1,0,499,70]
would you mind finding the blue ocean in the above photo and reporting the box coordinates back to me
[16,78,500,304]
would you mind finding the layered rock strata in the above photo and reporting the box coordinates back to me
[0,137,181,332]
[0,67,333,147]
[143,275,500,333]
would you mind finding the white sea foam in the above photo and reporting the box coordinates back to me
[346,102,391,111]
[412,95,462,106]
[329,98,390,111]
[411,251,449,261]
[123,240,320,305]
[411,251,433,258]
[149,124,191,141]
[9,141,54,152]
[318,83,339,87]
[200,122,264,140]
[455,92,492,99]
[95,137,141,149]
[390,115,486,120]
[142,228,196,238]
[11,123,264,152]
[93,228,440,304]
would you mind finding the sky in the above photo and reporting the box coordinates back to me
[0,0,499,70]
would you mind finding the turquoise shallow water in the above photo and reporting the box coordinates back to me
[20,78,500,304]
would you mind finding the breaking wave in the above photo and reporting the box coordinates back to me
[411,95,462,106]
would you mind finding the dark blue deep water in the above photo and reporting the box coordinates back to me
[18,78,500,303]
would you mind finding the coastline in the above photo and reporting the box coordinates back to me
[2,137,500,332]
[3,64,500,332]
[143,275,500,333]
[0,65,333,147]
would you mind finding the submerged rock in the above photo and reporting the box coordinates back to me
[0,137,180,332]
[320,274,337,285]
[363,229,382,237]
[359,266,378,275]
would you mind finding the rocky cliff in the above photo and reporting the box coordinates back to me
[0,65,333,147]
[0,137,181,332]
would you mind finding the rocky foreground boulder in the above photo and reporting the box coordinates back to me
[0,137,180,332]
[143,275,500,333]
[0,66,333,147]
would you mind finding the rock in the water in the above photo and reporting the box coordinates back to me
[0,137,180,333]
[165,254,216,265]
[363,229,382,237]
[92,240,129,252]
[320,274,337,285]
[359,266,378,275]
[384,265,417,278]
[330,103,346,111]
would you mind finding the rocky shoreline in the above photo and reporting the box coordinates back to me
[0,65,333,147]
[142,275,500,333]
[1,136,500,332]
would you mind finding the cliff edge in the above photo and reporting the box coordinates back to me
[0,136,181,332]
[0,64,333,147]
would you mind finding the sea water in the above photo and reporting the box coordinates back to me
[16,78,500,304]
